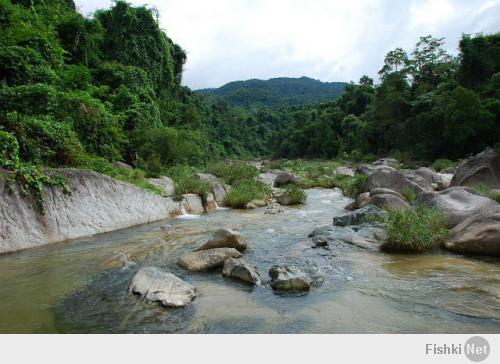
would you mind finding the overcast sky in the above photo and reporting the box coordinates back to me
[74,0,500,89]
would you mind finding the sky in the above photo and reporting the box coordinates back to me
[74,0,500,89]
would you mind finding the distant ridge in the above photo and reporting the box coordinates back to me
[196,76,347,110]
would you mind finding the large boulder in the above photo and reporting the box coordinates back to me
[274,171,299,186]
[177,248,242,272]
[366,170,430,196]
[309,224,386,251]
[258,172,277,187]
[180,193,204,214]
[269,266,312,292]
[148,176,175,196]
[129,267,197,308]
[194,173,227,205]
[333,204,385,227]
[417,187,499,227]
[369,188,405,200]
[444,206,500,256]
[346,192,370,210]
[361,194,409,211]
[0,169,181,254]
[356,164,396,176]
[451,148,500,189]
[223,258,261,285]
[195,228,248,251]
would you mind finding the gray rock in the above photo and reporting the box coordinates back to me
[366,170,430,197]
[129,267,197,308]
[177,248,242,271]
[372,158,399,166]
[180,193,204,214]
[309,225,385,251]
[194,173,227,204]
[333,204,385,227]
[361,194,410,211]
[451,148,500,189]
[356,164,396,176]
[269,266,312,292]
[414,167,440,183]
[312,234,329,247]
[196,229,248,252]
[258,172,277,187]
[335,166,355,177]
[113,161,133,169]
[223,258,261,285]
[444,206,500,256]
[148,176,175,196]
[0,169,181,254]
[204,193,217,211]
[274,171,299,186]
[369,188,405,200]
[417,186,499,227]
[264,203,285,214]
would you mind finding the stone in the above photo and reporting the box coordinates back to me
[356,164,396,176]
[333,204,385,227]
[113,161,132,169]
[361,194,410,211]
[194,173,227,204]
[264,203,285,214]
[180,193,205,214]
[451,148,500,189]
[312,234,329,247]
[372,158,399,166]
[444,206,500,257]
[274,171,299,186]
[417,186,499,227]
[177,248,242,271]
[258,172,277,187]
[222,258,261,285]
[148,176,175,196]
[0,169,181,254]
[196,228,248,251]
[366,169,430,197]
[204,193,218,211]
[129,267,197,308]
[335,166,355,177]
[269,266,312,292]
[309,225,386,252]
[369,188,405,200]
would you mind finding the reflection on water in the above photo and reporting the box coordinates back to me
[0,188,499,333]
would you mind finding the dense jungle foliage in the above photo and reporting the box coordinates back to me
[270,34,500,160]
[0,0,499,186]
[197,77,347,111]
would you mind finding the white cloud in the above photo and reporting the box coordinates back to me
[74,0,500,89]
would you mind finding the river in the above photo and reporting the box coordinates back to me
[0,188,499,333]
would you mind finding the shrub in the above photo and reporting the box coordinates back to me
[381,206,450,253]
[330,173,368,197]
[163,165,210,197]
[432,159,455,172]
[207,161,259,185]
[224,180,270,208]
[281,184,306,205]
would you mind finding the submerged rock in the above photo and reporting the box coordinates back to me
[129,267,197,308]
[177,248,242,272]
[223,258,261,285]
[444,206,500,257]
[269,266,312,292]
[196,228,248,252]
[264,203,285,214]
[333,204,384,227]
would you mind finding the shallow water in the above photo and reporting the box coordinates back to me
[0,188,499,333]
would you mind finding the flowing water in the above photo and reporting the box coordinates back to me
[0,189,499,333]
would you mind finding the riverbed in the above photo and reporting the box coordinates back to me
[0,188,499,333]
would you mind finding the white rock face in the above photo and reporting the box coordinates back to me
[180,193,205,214]
[0,169,181,254]
[129,267,197,308]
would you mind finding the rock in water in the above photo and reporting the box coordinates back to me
[222,258,261,285]
[417,186,498,227]
[444,206,500,257]
[196,229,248,251]
[180,193,205,214]
[264,203,285,214]
[333,204,384,227]
[177,248,242,271]
[129,267,197,308]
[269,266,312,292]
[194,173,227,205]
[451,148,500,189]
[366,169,430,196]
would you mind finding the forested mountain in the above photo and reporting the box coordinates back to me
[197,77,347,110]
[270,34,500,161]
